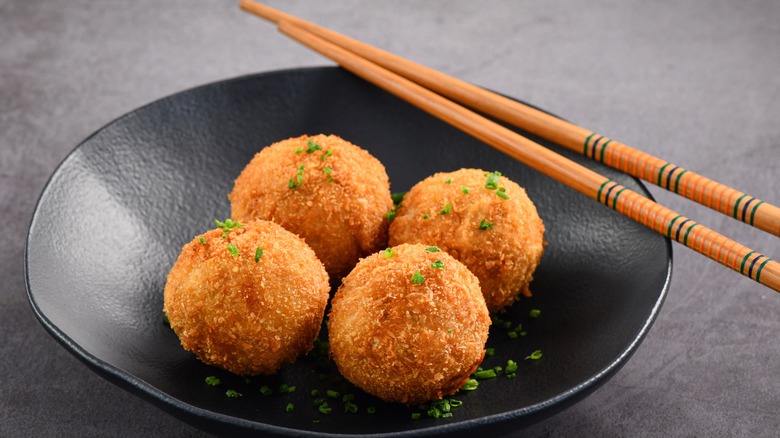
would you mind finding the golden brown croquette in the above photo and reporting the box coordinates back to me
[389,169,545,313]
[328,243,490,405]
[229,134,394,280]
[163,219,329,376]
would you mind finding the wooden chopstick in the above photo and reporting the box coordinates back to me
[240,0,780,239]
[239,6,779,293]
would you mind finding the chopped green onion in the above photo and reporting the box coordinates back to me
[485,347,495,356]
[342,394,355,403]
[225,389,241,398]
[306,140,323,153]
[285,403,295,412]
[425,246,440,253]
[496,187,510,200]
[485,171,501,190]
[323,166,332,175]
[367,406,376,414]
[310,389,320,397]
[460,379,479,391]
[254,247,263,262]
[326,389,340,399]
[226,244,239,257]
[525,349,543,360]
[431,260,444,269]
[473,369,497,380]
[411,271,425,285]
[440,203,452,215]
[422,214,430,219]
[385,209,396,222]
[478,218,494,230]
[295,147,303,154]
[506,360,518,374]
[383,247,396,258]
[259,385,273,396]
[321,149,333,160]
[445,178,453,184]
[198,237,207,244]
[279,383,296,394]
[529,309,541,318]
[461,186,470,194]
[204,376,220,386]
[215,218,241,238]
[508,331,519,339]
[163,313,170,325]
[344,401,358,413]
[391,192,406,206]
[318,402,332,415]
[289,164,305,189]
[327,177,334,183]
[411,412,421,420]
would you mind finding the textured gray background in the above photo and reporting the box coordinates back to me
[3,0,780,436]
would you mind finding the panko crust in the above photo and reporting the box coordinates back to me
[229,134,394,280]
[163,219,330,376]
[328,243,490,405]
[389,169,545,313]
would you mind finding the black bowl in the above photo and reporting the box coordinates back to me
[25,67,671,437]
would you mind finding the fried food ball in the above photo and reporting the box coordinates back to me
[328,243,490,405]
[229,134,394,280]
[163,219,329,376]
[389,168,545,313]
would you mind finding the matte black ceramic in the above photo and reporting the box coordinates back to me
[26,67,671,437]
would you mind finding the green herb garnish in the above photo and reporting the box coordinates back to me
[485,171,501,190]
[344,401,358,414]
[279,383,296,394]
[306,140,323,154]
[285,403,295,413]
[226,244,239,257]
[215,218,241,238]
[383,247,396,259]
[391,191,406,206]
[318,402,333,415]
[496,187,510,200]
[529,309,541,318]
[440,203,452,215]
[205,376,220,386]
[460,379,479,391]
[198,237,207,244]
[225,389,241,398]
[385,209,396,222]
[288,164,305,189]
[422,214,430,219]
[525,349,543,360]
[478,218,494,230]
[445,178,452,184]
[461,186,470,194]
[321,149,333,160]
[473,369,497,380]
[411,271,425,285]
[425,246,440,253]
[431,260,444,269]
[260,385,273,396]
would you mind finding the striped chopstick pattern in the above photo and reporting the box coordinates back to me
[596,178,775,284]
[583,133,772,230]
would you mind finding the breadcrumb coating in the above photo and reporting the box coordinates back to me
[229,134,393,280]
[389,168,545,313]
[328,243,490,404]
[163,220,329,375]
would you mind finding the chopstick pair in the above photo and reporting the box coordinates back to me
[239,0,779,293]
